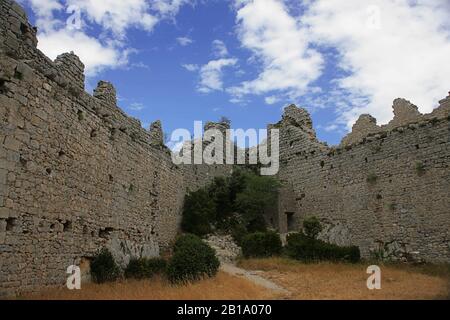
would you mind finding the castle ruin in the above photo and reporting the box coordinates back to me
[0,0,449,296]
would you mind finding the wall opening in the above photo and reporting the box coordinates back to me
[63,220,72,232]
[99,227,114,239]
[285,212,295,232]
[6,218,17,231]
[0,79,7,94]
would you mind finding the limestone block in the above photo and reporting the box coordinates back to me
[0,207,11,219]
[107,235,159,268]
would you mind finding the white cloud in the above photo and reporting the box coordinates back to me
[177,36,193,46]
[264,95,281,105]
[212,39,228,58]
[302,0,450,127]
[228,0,323,100]
[198,58,238,93]
[182,63,199,72]
[37,29,129,77]
[23,0,191,76]
[128,102,145,111]
[152,0,192,19]
[64,0,159,38]
[230,0,450,129]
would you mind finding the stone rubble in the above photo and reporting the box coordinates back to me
[204,234,242,263]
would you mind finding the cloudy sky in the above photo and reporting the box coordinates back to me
[20,0,450,146]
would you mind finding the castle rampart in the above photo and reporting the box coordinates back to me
[0,0,449,297]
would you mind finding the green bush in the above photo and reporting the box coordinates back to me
[241,231,282,258]
[286,233,360,263]
[181,189,216,236]
[231,223,248,246]
[303,216,322,239]
[90,248,121,283]
[180,169,280,237]
[236,174,279,232]
[167,234,220,283]
[124,257,167,279]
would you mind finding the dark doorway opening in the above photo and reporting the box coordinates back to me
[285,212,295,232]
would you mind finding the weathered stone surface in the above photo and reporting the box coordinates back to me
[341,114,380,146]
[149,120,164,146]
[0,0,449,298]
[204,234,241,263]
[272,102,450,263]
[107,235,159,269]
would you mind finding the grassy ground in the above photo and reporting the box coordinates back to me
[237,257,450,300]
[21,272,275,300]
[19,259,450,300]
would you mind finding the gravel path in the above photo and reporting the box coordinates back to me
[220,263,291,296]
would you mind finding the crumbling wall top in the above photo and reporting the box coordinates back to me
[341,114,380,146]
[385,98,422,129]
[340,94,449,147]
[431,91,450,118]
[149,120,164,147]
[54,51,85,92]
[283,105,313,128]
[93,81,117,106]
[204,120,231,135]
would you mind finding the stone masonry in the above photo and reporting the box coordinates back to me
[272,95,450,263]
[0,0,449,296]
[0,0,188,296]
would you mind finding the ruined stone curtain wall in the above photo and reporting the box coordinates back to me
[277,99,450,263]
[0,0,186,296]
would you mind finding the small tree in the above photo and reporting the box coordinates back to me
[208,177,233,225]
[303,216,322,239]
[90,248,121,283]
[235,173,280,232]
[181,189,216,236]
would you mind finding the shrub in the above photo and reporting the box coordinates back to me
[286,233,360,263]
[180,169,280,237]
[90,248,121,283]
[236,174,279,232]
[181,189,216,236]
[303,216,322,239]
[231,223,248,246]
[124,257,167,279]
[241,231,282,258]
[167,234,220,283]
[208,176,233,224]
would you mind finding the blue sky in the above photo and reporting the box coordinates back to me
[21,0,450,147]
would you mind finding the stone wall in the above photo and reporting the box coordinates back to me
[1,0,449,298]
[275,94,450,263]
[0,0,189,296]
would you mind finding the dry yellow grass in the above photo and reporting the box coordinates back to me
[17,259,450,300]
[21,272,275,300]
[238,258,450,300]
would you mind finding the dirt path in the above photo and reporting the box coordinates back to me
[220,263,291,296]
